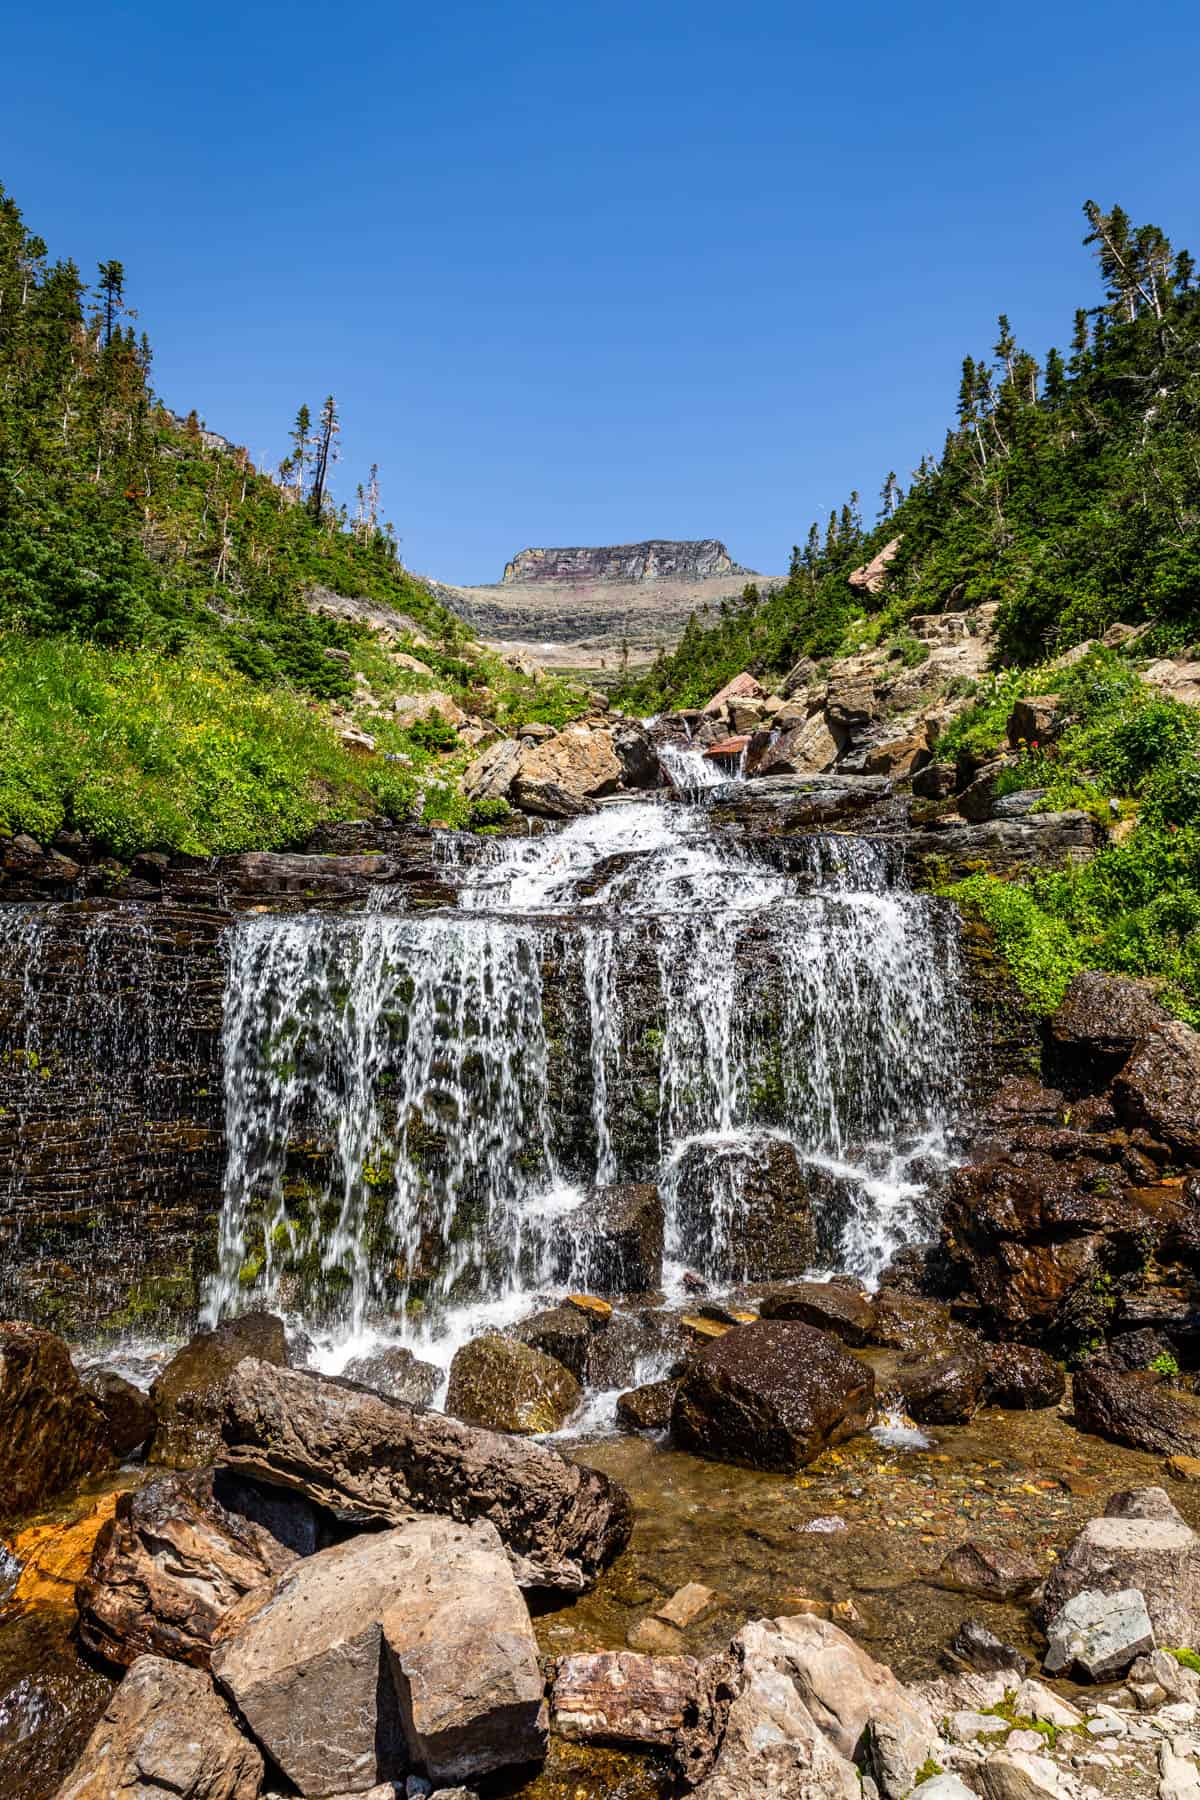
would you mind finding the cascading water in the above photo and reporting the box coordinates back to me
[204,794,968,1384]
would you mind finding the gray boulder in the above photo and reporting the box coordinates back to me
[212,1516,545,1795]
[220,1358,631,1592]
[1040,1492,1200,1645]
[1042,1586,1155,1681]
[55,1654,262,1800]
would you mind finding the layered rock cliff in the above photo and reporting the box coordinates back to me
[501,540,745,586]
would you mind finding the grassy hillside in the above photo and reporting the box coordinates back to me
[0,181,584,852]
[619,202,1200,713]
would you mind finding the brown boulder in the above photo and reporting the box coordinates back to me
[868,1291,964,1357]
[1073,1363,1200,1458]
[0,1322,111,1522]
[446,1331,580,1435]
[76,1469,301,1669]
[896,1348,987,1425]
[220,1357,632,1592]
[748,711,845,777]
[149,1312,289,1469]
[1007,695,1063,748]
[757,1280,876,1346]
[81,1369,157,1459]
[983,1343,1066,1410]
[55,1654,262,1800]
[849,537,901,597]
[551,1650,732,1783]
[551,1181,664,1294]
[863,733,931,779]
[671,1319,874,1471]
[510,726,623,818]
[703,672,765,713]
[1114,1022,1200,1161]
[1048,972,1168,1087]
[342,1344,440,1407]
[670,1134,817,1282]
[616,1379,677,1432]
[935,1540,1042,1601]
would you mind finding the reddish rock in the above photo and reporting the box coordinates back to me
[0,1323,111,1522]
[671,1319,874,1471]
[1114,1022,1200,1161]
[983,1343,1066,1410]
[703,672,765,714]
[848,537,902,597]
[1048,972,1168,1087]
[757,1280,877,1346]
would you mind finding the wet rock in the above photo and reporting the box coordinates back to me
[149,1311,289,1469]
[757,1280,877,1346]
[446,1331,580,1434]
[943,1620,1029,1679]
[897,1348,987,1425]
[935,1542,1042,1602]
[905,811,1101,885]
[211,1516,544,1794]
[671,1135,817,1283]
[983,1344,1065,1410]
[616,1379,676,1431]
[516,1301,675,1391]
[1043,1587,1156,1681]
[551,1182,664,1294]
[8,1493,119,1610]
[0,1610,115,1799]
[81,1369,157,1459]
[551,1649,732,1782]
[671,1319,874,1472]
[868,1291,964,1357]
[342,1344,440,1407]
[0,1322,111,1521]
[56,1654,262,1800]
[1047,972,1168,1088]
[220,1358,632,1593]
[1074,1364,1200,1459]
[611,720,660,790]
[1040,1493,1200,1645]
[76,1468,301,1670]
[1114,1023,1200,1161]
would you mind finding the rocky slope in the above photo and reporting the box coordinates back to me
[426,539,781,671]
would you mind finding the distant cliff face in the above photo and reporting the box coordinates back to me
[502,539,745,587]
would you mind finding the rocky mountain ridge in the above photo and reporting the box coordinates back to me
[502,539,746,586]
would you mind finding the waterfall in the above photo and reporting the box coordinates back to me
[205,799,967,1367]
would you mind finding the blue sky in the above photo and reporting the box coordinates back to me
[5,0,1199,584]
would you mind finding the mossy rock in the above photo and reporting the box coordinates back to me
[445,1331,580,1435]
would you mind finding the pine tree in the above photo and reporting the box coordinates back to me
[309,394,339,517]
[287,403,312,504]
[879,471,899,520]
[97,260,125,347]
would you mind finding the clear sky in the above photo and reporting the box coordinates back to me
[5,0,1198,584]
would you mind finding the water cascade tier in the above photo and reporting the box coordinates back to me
[202,799,968,1373]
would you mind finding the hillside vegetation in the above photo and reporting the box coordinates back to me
[620,202,1199,712]
[0,181,584,852]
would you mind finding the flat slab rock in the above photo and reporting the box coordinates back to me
[220,1357,632,1592]
[55,1653,263,1800]
[211,1516,546,1795]
[1043,1585,1156,1681]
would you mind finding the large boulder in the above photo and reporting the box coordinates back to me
[610,719,659,789]
[749,713,846,779]
[672,1320,874,1472]
[757,1280,877,1347]
[1047,972,1167,1087]
[616,1379,677,1431]
[1043,1588,1156,1681]
[220,1358,632,1592]
[445,1331,580,1434]
[515,1300,679,1391]
[509,726,623,818]
[670,1135,818,1283]
[550,1181,664,1294]
[76,1469,301,1669]
[81,1369,157,1459]
[55,1654,262,1800]
[462,736,522,803]
[1039,1486,1200,1645]
[1114,1022,1200,1161]
[868,1291,966,1358]
[1073,1364,1200,1459]
[983,1343,1065,1410]
[896,1347,987,1425]
[694,1612,934,1800]
[211,1517,545,1795]
[848,537,901,598]
[704,672,765,714]
[149,1312,289,1469]
[0,1322,111,1521]
[342,1344,440,1407]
